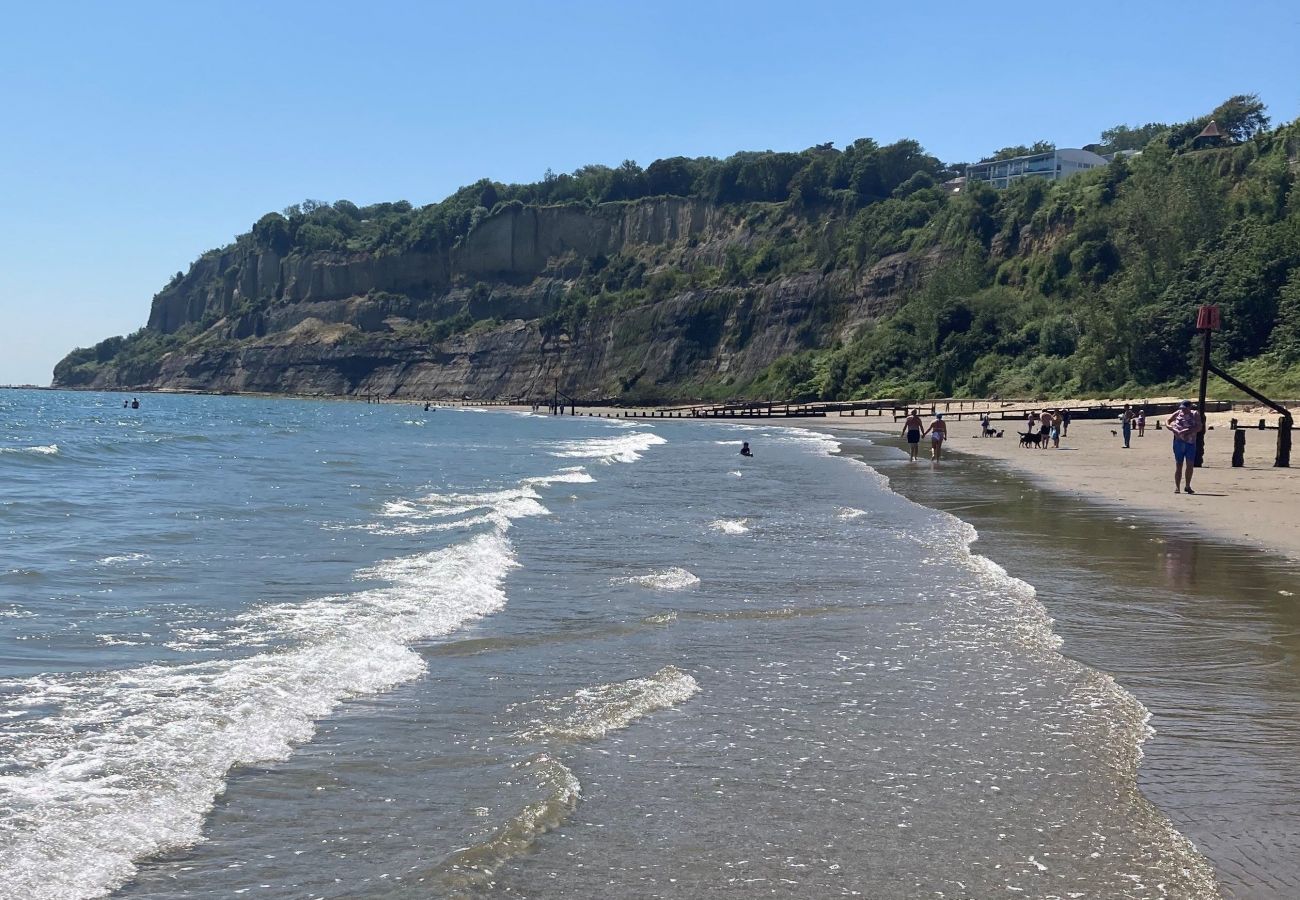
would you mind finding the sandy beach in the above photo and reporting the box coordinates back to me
[804,410,1300,561]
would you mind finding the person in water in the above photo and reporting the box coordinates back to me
[739,441,753,457]
[902,409,924,461]
[130,398,140,409]
[923,413,947,460]
[1167,400,1203,494]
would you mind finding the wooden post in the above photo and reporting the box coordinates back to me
[1277,414,1292,468]
[1196,327,1211,467]
[1232,430,1246,467]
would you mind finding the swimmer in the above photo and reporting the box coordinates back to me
[739,441,753,458]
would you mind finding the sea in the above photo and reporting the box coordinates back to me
[1,389,1293,899]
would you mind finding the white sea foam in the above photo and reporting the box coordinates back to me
[774,426,842,456]
[98,552,151,566]
[0,460,596,899]
[378,468,592,526]
[837,507,867,520]
[548,432,666,464]
[0,531,516,900]
[612,567,700,590]
[709,518,749,534]
[518,666,700,742]
[1,444,59,456]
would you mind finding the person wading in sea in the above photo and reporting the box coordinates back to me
[901,409,924,461]
[923,413,948,461]
[1167,400,1203,494]
[904,408,925,463]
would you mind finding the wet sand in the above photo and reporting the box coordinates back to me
[841,433,1300,900]
[786,411,1300,561]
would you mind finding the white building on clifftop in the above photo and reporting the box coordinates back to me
[966,148,1109,190]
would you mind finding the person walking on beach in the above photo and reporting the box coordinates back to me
[1137,407,1147,437]
[1120,404,1134,448]
[1038,410,1052,450]
[924,413,948,460]
[902,409,924,461]
[1049,411,1061,449]
[1168,400,1203,494]
[1060,408,1071,437]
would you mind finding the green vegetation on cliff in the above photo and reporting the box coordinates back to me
[57,94,1300,401]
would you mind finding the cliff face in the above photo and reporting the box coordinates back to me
[58,197,933,400]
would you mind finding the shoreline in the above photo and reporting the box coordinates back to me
[796,415,1300,562]
[837,434,1300,899]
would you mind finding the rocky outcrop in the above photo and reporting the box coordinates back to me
[146,198,727,335]
[59,196,941,400]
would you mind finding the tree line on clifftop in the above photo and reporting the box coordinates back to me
[58,94,1300,400]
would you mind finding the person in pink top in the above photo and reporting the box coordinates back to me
[1167,400,1203,494]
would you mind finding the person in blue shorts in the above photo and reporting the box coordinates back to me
[1167,400,1202,494]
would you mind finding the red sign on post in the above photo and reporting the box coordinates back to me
[1196,305,1221,331]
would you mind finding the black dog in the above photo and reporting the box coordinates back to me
[1019,430,1042,448]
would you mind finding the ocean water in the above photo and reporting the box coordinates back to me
[0,390,1221,899]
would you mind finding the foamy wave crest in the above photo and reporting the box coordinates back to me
[548,432,666,464]
[518,665,700,742]
[0,531,517,899]
[98,552,151,566]
[709,518,749,534]
[612,567,700,590]
[437,753,581,888]
[642,611,679,625]
[1,444,59,456]
[836,507,867,520]
[777,427,841,456]
[380,468,593,525]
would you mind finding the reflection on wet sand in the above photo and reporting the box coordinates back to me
[855,438,1300,900]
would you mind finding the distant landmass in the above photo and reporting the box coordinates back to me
[55,94,1300,402]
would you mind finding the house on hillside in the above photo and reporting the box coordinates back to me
[966,148,1109,190]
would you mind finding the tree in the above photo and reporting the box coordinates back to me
[645,156,699,196]
[251,212,292,255]
[1095,122,1168,154]
[1211,93,1270,143]
[983,141,1055,162]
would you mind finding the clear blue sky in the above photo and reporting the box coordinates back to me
[1,0,1297,384]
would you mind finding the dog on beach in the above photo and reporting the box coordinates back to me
[1018,430,1043,448]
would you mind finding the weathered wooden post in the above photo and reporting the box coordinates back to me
[1276,413,1292,468]
[1194,304,1220,467]
[1232,430,1246,467]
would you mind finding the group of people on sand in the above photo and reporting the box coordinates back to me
[895,399,1205,495]
[900,409,947,461]
[1021,408,1070,449]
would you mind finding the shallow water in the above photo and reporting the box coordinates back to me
[855,434,1300,900]
[0,392,1229,898]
